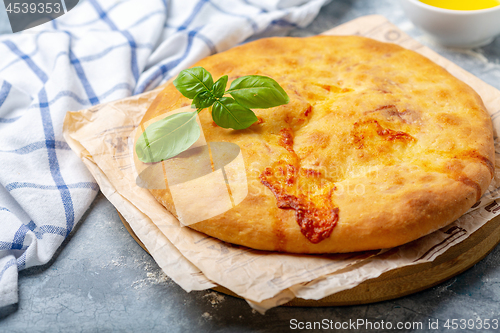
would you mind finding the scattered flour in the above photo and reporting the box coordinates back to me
[105,256,173,289]
[107,255,127,268]
[130,259,172,289]
[203,291,226,307]
[202,312,212,320]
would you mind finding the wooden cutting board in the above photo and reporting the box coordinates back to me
[119,15,500,306]
[118,212,500,306]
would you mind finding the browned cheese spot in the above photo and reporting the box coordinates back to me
[352,119,415,149]
[260,128,339,244]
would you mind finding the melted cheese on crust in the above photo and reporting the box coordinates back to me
[141,36,494,253]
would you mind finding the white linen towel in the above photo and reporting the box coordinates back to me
[0,0,329,308]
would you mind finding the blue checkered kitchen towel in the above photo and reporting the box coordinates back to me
[0,0,329,307]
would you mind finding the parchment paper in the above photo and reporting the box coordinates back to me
[63,15,500,313]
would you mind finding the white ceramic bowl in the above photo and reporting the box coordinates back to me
[401,0,500,48]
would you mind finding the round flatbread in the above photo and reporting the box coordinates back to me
[137,36,494,253]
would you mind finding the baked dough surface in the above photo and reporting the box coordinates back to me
[138,36,495,253]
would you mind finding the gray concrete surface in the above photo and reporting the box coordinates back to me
[2,0,500,332]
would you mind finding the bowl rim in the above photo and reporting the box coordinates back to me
[405,0,500,15]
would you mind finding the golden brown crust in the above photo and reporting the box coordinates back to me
[137,36,495,253]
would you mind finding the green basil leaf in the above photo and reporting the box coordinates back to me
[135,111,200,163]
[212,75,228,99]
[192,91,216,109]
[173,67,214,99]
[226,75,289,109]
[212,97,258,130]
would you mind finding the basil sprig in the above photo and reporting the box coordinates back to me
[174,67,289,129]
[136,67,289,163]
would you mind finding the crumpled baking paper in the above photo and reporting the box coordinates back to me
[63,15,500,313]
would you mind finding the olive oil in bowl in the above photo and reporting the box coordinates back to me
[403,0,500,47]
[419,0,500,10]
